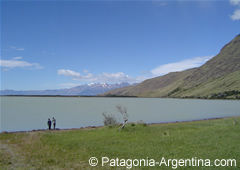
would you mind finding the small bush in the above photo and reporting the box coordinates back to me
[102,112,118,127]
[137,120,147,126]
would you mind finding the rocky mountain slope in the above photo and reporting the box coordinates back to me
[102,35,240,99]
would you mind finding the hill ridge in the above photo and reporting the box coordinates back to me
[102,35,240,99]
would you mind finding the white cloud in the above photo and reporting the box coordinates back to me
[59,83,82,88]
[230,0,240,20]
[153,1,167,7]
[17,48,25,51]
[58,69,141,83]
[58,69,98,82]
[151,56,214,76]
[58,69,81,77]
[9,46,25,51]
[230,9,240,20]
[98,72,136,83]
[230,0,240,6]
[83,70,89,73]
[58,56,214,84]
[0,59,43,69]
[2,68,10,72]
[12,56,23,60]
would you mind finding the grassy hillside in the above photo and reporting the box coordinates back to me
[183,35,240,88]
[102,35,240,99]
[103,68,197,97]
[1,117,240,169]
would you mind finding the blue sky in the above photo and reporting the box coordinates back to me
[1,0,240,90]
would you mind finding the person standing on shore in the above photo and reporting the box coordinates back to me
[52,117,56,129]
[47,118,52,130]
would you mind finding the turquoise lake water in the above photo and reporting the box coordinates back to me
[1,96,240,132]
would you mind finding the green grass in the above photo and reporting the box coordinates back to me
[174,70,240,98]
[1,117,240,169]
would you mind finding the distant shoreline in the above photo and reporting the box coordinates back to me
[0,95,137,98]
[1,116,238,134]
[1,95,239,100]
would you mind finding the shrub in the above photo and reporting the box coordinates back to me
[102,112,118,127]
[137,120,147,126]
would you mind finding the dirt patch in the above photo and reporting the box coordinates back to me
[0,141,32,169]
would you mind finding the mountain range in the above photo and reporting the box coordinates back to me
[2,35,239,98]
[0,82,131,96]
[102,35,240,99]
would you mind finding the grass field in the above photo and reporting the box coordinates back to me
[0,117,240,169]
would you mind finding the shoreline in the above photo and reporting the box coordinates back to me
[1,95,239,101]
[1,116,238,134]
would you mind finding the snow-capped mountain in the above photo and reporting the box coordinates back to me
[0,82,132,96]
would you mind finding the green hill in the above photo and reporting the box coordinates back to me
[103,35,240,99]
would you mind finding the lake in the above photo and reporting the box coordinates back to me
[1,96,240,132]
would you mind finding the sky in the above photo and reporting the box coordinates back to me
[1,0,240,90]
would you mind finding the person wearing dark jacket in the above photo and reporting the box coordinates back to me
[47,118,52,130]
